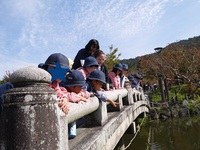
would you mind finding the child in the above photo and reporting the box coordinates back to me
[77,56,99,80]
[92,49,109,90]
[132,74,143,91]
[86,70,119,107]
[108,63,123,90]
[41,53,71,114]
[128,75,137,89]
[62,70,90,139]
[120,63,129,88]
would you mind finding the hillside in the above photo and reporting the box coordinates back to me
[121,35,200,70]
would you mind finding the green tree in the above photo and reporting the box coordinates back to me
[0,71,11,84]
[104,45,121,72]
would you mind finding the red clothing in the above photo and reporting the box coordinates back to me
[108,72,121,89]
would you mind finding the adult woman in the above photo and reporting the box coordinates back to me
[72,39,100,70]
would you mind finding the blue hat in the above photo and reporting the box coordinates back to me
[83,56,99,67]
[87,70,106,84]
[38,63,44,68]
[128,75,134,81]
[132,80,137,86]
[122,63,128,70]
[133,74,142,79]
[114,63,123,71]
[64,70,85,87]
[43,53,69,69]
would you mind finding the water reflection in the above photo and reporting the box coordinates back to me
[124,116,200,150]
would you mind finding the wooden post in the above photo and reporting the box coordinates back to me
[158,77,165,102]
[164,78,169,101]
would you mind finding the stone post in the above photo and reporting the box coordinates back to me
[0,66,68,150]
[123,84,134,105]
[93,100,108,126]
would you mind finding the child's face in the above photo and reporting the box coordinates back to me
[122,69,128,75]
[92,80,103,91]
[117,69,122,75]
[69,86,82,94]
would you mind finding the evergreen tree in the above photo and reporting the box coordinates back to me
[104,45,121,71]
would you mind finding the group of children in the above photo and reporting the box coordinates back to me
[0,50,142,140]
[0,38,144,141]
[40,51,145,140]
[40,53,125,139]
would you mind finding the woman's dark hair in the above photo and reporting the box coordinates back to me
[85,39,100,51]
[92,49,105,58]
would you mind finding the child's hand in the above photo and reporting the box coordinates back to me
[100,88,105,91]
[78,93,87,102]
[58,97,69,114]
[80,96,87,102]
[112,102,120,107]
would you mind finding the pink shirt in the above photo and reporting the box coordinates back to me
[108,72,121,89]
[66,90,90,103]
[76,67,89,80]
[49,81,90,103]
[49,81,68,99]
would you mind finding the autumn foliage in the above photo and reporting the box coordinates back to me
[122,35,200,97]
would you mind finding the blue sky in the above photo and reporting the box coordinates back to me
[1,0,200,79]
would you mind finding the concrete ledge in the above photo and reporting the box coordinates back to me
[68,97,99,123]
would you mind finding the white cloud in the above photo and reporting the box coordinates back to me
[9,0,44,19]
[8,0,169,58]
[1,0,200,78]
[0,0,170,72]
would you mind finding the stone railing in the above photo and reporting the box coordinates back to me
[0,66,148,150]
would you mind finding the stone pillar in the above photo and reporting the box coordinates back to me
[114,137,125,150]
[133,93,136,102]
[125,122,136,134]
[92,100,108,126]
[0,66,68,150]
[123,84,134,105]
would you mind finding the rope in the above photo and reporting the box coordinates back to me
[125,117,146,150]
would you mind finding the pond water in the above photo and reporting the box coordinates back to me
[124,116,200,150]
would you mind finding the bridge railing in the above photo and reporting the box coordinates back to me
[0,66,149,150]
[67,83,148,126]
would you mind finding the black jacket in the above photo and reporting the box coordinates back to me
[72,48,90,70]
